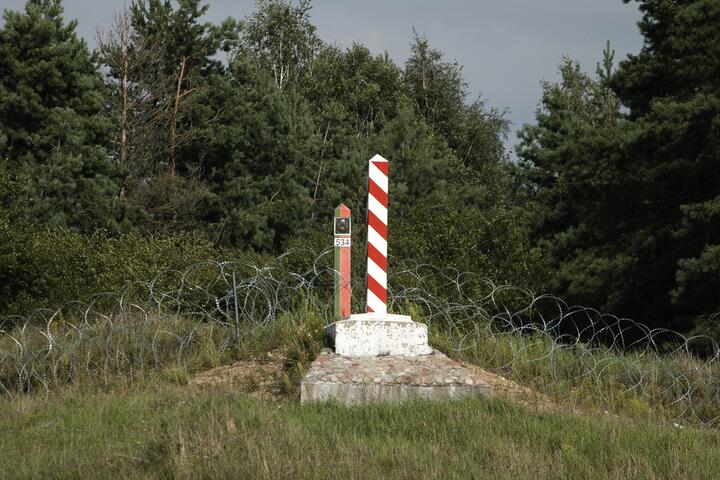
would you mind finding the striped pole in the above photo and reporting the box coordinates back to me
[334,204,352,320]
[366,154,388,314]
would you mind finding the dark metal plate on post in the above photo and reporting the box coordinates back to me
[334,217,351,235]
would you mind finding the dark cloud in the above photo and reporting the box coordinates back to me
[0,0,643,154]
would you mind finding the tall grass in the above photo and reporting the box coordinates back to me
[429,323,720,426]
[2,301,719,430]
[0,304,326,397]
[1,250,718,429]
[1,385,718,479]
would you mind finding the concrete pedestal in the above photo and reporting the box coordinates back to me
[303,315,493,404]
[325,313,433,357]
[300,349,493,404]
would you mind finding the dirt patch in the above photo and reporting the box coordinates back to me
[188,349,286,400]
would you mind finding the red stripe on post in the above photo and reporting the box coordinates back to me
[373,161,389,176]
[367,210,387,239]
[367,242,387,271]
[367,275,387,304]
[368,179,388,207]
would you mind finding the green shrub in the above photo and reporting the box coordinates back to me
[0,225,270,319]
[283,206,549,315]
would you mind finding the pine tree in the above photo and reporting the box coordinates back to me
[190,55,316,250]
[0,0,120,232]
[130,0,239,176]
[520,0,720,333]
[612,0,720,329]
[517,55,631,316]
[98,0,240,232]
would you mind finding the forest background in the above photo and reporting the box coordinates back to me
[1,0,718,340]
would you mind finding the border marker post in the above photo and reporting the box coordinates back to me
[334,204,352,320]
[366,154,389,314]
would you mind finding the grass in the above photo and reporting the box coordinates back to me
[2,300,720,478]
[427,322,720,428]
[0,302,326,397]
[1,383,718,479]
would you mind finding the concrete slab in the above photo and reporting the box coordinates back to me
[300,349,493,404]
[326,314,432,357]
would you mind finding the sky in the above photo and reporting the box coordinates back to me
[0,0,644,155]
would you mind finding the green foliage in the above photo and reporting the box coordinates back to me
[1,302,720,478]
[191,56,317,250]
[404,30,467,142]
[4,296,720,428]
[0,156,17,220]
[108,0,242,230]
[306,43,403,135]
[394,207,546,292]
[240,0,320,91]
[0,226,222,316]
[0,0,120,232]
[611,0,720,327]
[0,0,534,325]
[0,311,239,392]
[518,1,720,333]
[674,244,720,311]
[276,304,325,397]
[404,31,509,172]
[131,0,239,75]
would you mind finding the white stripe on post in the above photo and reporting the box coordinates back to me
[367,258,387,289]
[367,227,387,256]
[366,289,385,315]
[367,196,388,224]
[369,163,388,191]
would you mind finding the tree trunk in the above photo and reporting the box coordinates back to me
[169,56,187,177]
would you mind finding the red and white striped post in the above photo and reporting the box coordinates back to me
[366,154,388,314]
[334,204,352,320]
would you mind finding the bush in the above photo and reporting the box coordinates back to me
[0,224,266,318]
[393,206,547,292]
[283,205,549,314]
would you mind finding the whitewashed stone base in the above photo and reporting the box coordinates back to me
[325,313,432,357]
[300,349,493,404]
